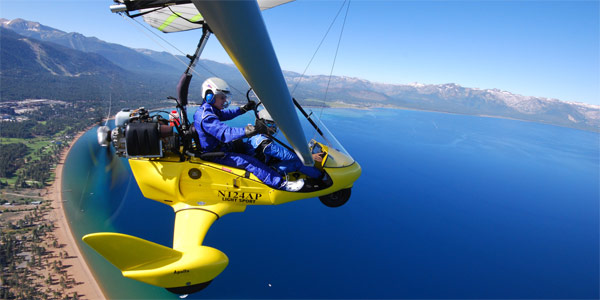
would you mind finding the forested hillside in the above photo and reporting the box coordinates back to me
[1,18,598,132]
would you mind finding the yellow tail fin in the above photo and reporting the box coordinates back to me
[82,233,181,271]
[82,232,228,292]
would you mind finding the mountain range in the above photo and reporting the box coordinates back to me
[1,18,598,132]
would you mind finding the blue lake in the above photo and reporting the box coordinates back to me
[62,107,599,299]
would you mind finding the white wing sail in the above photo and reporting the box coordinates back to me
[141,4,203,33]
[129,0,294,33]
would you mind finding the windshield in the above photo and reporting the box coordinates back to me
[243,97,355,168]
[300,109,355,168]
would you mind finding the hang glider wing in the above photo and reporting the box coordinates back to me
[112,0,294,33]
[141,3,204,33]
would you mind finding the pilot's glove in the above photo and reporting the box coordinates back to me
[244,124,257,137]
[254,120,272,135]
[240,101,257,113]
[245,120,271,137]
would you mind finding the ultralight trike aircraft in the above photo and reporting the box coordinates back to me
[83,0,361,295]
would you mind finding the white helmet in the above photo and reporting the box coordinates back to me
[201,77,232,105]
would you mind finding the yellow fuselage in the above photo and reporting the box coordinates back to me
[84,148,360,293]
[130,154,361,216]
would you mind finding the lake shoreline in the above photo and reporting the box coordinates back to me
[45,126,107,300]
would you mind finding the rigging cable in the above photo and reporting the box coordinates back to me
[321,0,351,119]
[119,13,246,96]
[290,0,348,96]
[105,94,112,126]
[104,74,115,126]
[122,13,186,56]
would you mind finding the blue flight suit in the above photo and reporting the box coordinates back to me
[193,103,284,188]
[247,134,322,179]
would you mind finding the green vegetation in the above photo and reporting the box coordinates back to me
[0,196,81,300]
[0,99,108,189]
[0,97,128,299]
[0,138,64,189]
[0,202,52,299]
[0,121,36,138]
[0,143,29,177]
[0,96,170,190]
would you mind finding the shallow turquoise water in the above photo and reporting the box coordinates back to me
[63,108,599,299]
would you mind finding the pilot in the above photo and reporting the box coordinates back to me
[193,77,305,192]
[246,108,324,179]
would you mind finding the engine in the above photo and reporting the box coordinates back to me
[100,107,180,158]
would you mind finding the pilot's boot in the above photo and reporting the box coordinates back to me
[282,179,304,192]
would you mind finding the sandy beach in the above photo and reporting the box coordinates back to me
[45,129,107,299]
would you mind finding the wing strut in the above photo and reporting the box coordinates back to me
[178,25,211,107]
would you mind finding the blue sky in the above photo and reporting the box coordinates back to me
[1,0,599,105]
